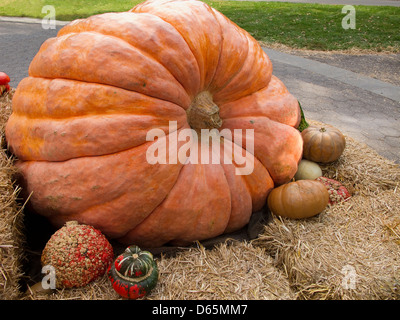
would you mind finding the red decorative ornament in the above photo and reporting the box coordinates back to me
[41,221,114,288]
[0,72,11,95]
[316,177,351,205]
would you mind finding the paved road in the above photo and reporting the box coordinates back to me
[266,50,400,163]
[0,17,399,163]
[0,18,67,88]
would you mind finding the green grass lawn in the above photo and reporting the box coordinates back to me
[1,0,399,52]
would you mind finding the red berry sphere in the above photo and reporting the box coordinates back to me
[0,72,11,95]
[316,177,351,205]
[41,221,114,288]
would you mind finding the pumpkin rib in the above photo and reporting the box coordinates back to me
[57,12,201,100]
[6,112,187,161]
[130,11,203,93]
[329,131,345,161]
[8,75,190,161]
[302,131,313,158]
[29,31,191,108]
[218,136,274,211]
[124,139,230,247]
[280,183,299,214]
[221,116,302,185]
[239,161,274,211]
[71,30,191,104]
[207,8,249,94]
[213,34,272,105]
[12,77,188,119]
[219,142,254,233]
[196,5,224,93]
[131,0,223,91]
[129,12,204,95]
[53,185,155,242]
[315,131,328,162]
[323,132,336,162]
[220,111,296,127]
[118,149,231,247]
[218,76,301,128]
[210,34,251,98]
[178,160,231,244]
[302,129,318,159]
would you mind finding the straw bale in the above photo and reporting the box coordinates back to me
[253,120,400,300]
[0,89,25,300]
[152,241,294,300]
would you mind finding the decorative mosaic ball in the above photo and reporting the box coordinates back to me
[41,221,114,288]
[316,177,351,205]
[108,245,159,299]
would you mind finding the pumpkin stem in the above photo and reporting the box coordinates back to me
[319,127,327,132]
[186,91,222,131]
[297,101,309,132]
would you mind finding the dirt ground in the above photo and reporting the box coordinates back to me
[292,51,400,86]
[262,43,400,87]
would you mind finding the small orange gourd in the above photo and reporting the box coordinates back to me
[301,124,346,163]
[267,180,329,219]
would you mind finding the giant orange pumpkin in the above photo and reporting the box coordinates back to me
[5,0,303,247]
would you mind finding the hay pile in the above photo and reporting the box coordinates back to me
[254,120,400,300]
[26,241,294,300]
[150,241,294,300]
[0,89,25,300]
[1,92,399,300]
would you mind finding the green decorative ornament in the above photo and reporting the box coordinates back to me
[108,245,159,299]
